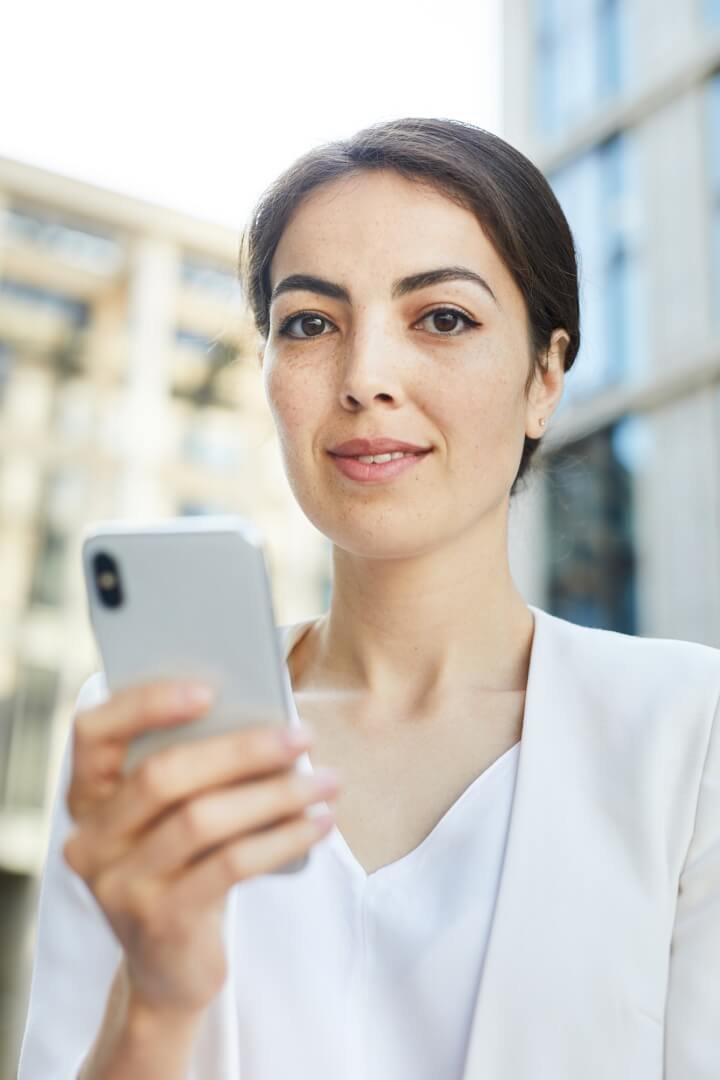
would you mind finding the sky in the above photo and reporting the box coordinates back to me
[1,0,503,231]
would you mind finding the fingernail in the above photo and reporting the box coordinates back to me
[311,810,335,834]
[312,766,341,791]
[283,724,314,748]
[178,684,214,707]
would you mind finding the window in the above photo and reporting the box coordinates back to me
[544,415,647,632]
[534,0,627,137]
[50,379,95,440]
[317,538,333,609]
[181,426,240,472]
[596,0,623,98]
[0,279,89,327]
[0,343,12,407]
[6,205,122,274]
[181,257,240,303]
[173,331,240,407]
[549,133,648,410]
[27,468,86,608]
[703,0,720,26]
[28,523,66,608]
[178,500,229,516]
[175,327,218,354]
[0,663,59,809]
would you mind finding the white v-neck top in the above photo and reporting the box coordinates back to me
[18,618,523,1080]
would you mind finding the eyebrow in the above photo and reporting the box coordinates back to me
[269,265,499,308]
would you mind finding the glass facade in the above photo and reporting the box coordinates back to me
[534,0,627,137]
[544,414,648,632]
[548,133,648,411]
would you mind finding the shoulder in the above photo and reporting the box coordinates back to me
[532,606,720,770]
[534,604,720,696]
[533,610,720,832]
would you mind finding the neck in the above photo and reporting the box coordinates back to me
[291,509,535,714]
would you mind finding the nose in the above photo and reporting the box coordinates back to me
[337,316,406,411]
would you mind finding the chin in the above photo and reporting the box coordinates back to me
[312,515,445,561]
[290,478,470,558]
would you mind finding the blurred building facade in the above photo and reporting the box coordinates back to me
[0,157,331,1074]
[505,0,720,646]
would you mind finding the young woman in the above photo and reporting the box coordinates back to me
[18,117,720,1080]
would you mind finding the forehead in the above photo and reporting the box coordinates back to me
[269,169,514,300]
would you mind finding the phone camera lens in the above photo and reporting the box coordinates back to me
[93,551,124,609]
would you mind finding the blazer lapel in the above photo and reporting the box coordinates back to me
[461,604,662,1080]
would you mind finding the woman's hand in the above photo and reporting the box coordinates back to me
[63,679,339,1020]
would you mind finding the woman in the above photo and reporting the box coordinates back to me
[18,118,720,1079]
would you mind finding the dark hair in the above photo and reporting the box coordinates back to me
[238,116,580,496]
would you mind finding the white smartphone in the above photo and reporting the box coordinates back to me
[81,513,308,873]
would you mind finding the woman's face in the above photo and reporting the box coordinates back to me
[261,168,565,558]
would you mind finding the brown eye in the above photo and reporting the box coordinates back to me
[418,308,478,336]
[278,312,333,338]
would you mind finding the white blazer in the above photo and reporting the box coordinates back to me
[17,604,720,1078]
[459,605,720,1080]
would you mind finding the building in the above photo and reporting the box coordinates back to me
[504,0,720,646]
[0,156,331,1075]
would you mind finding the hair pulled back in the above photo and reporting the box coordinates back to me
[238,116,580,495]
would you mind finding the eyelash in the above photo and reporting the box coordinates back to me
[276,306,480,339]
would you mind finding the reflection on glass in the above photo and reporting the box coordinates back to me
[544,416,645,633]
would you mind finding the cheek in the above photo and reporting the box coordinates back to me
[265,362,324,451]
[437,363,523,470]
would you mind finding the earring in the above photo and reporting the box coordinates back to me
[539,418,546,428]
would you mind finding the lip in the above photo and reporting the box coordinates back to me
[328,437,432,457]
[329,448,432,484]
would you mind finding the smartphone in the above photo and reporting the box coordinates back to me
[81,513,308,873]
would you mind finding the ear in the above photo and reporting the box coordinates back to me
[547,327,570,378]
[526,328,570,438]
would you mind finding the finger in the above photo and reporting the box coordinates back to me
[67,683,215,824]
[74,681,215,746]
[164,809,336,911]
[117,766,340,878]
[89,723,313,842]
